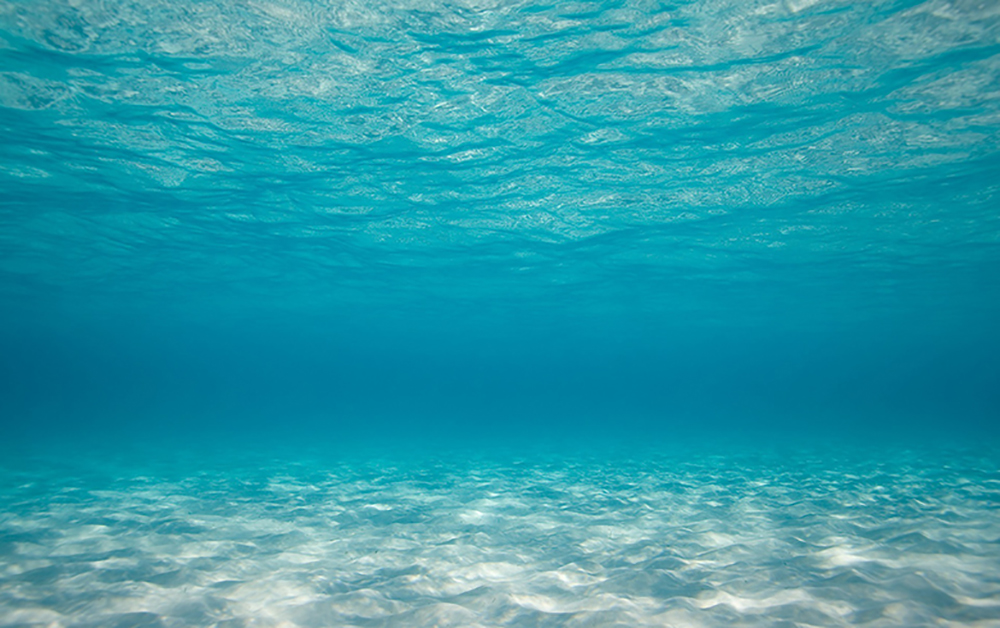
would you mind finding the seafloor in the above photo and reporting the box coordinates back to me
[1,444,999,627]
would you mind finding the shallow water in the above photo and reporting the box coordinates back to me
[2,0,1000,625]
[2,445,1000,627]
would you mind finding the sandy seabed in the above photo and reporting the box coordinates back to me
[1,445,999,627]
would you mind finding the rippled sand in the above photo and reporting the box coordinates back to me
[2,446,999,627]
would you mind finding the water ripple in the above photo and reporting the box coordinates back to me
[1,0,998,323]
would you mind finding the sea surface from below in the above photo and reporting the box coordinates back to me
[2,0,1000,624]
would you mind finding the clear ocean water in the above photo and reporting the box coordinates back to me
[1,0,999,626]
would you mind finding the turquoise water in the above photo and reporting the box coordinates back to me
[2,0,1000,625]
[3,445,1000,627]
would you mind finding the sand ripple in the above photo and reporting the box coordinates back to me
[1,447,999,627]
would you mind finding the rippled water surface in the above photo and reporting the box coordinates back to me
[2,0,998,325]
[2,447,1000,627]
[2,0,1000,626]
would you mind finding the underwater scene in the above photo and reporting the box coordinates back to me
[2,0,1000,626]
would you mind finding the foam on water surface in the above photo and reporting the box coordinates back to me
[2,447,999,627]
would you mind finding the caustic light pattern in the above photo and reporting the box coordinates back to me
[1,450,999,627]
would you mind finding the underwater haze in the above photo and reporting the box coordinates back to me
[2,0,1000,625]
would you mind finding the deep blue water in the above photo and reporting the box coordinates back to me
[1,0,1000,625]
